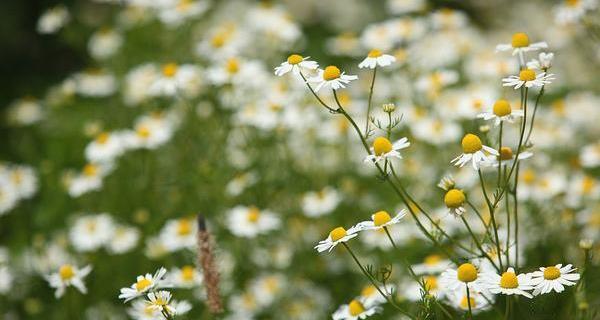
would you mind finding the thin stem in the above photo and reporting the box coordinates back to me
[364,67,377,134]
[461,216,499,271]
[504,165,511,267]
[505,295,511,320]
[524,85,544,145]
[383,226,397,250]
[479,169,503,270]
[466,284,473,320]
[497,121,503,187]
[299,72,337,113]
[513,163,521,269]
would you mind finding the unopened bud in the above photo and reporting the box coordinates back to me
[382,103,396,113]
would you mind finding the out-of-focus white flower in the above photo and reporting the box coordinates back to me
[358,49,396,69]
[226,206,280,238]
[225,172,258,197]
[5,165,38,200]
[301,187,341,217]
[119,267,168,302]
[107,225,140,254]
[430,8,468,29]
[73,70,117,97]
[84,131,126,164]
[124,64,160,106]
[526,52,554,70]
[66,163,113,197]
[127,299,162,320]
[37,5,70,34]
[159,217,197,251]
[274,54,318,76]
[149,63,203,97]
[308,66,358,92]
[411,117,462,145]
[387,0,425,14]
[332,298,381,320]
[45,264,92,298]
[158,0,209,27]
[5,97,44,126]
[496,33,548,65]
[167,265,202,289]
[415,70,459,96]
[123,112,177,150]
[0,265,13,294]
[88,28,123,60]
[69,213,115,252]
[554,0,598,25]
[581,142,600,168]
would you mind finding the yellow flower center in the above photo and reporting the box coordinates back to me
[287,54,303,65]
[582,176,595,194]
[500,271,519,289]
[247,207,260,223]
[460,296,477,309]
[177,219,192,236]
[226,58,240,74]
[83,164,98,177]
[457,263,478,283]
[368,49,382,58]
[322,66,341,81]
[136,278,152,292]
[424,276,438,290]
[519,69,536,81]
[162,63,178,77]
[523,169,536,184]
[424,254,442,265]
[136,126,151,138]
[566,0,580,7]
[493,99,512,117]
[543,266,561,280]
[181,265,195,281]
[59,264,75,280]
[96,132,110,144]
[361,285,376,297]
[373,211,392,226]
[154,297,168,306]
[499,147,514,160]
[461,134,482,153]
[329,227,347,242]
[348,300,365,316]
[444,189,466,208]
[511,33,530,48]
[211,33,226,48]
[373,137,393,156]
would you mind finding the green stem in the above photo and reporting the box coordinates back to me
[466,284,473,320]
[364,67,377,134]
[461,216,499,271]
[479,169,503,270]
[299,72,337,113]
[524,85,544,145]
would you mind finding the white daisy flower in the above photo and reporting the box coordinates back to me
[526,52,554,70]
[274,54,318,76]
[443,188,467,216]
[119,267,168,302]
[363,136,410,164]
[37,5,70,34]
[451,134,498,170]
[45,264,92,298]
[159,217,197,252]
[226,206,281,238]
[6,97,44,126]
[127,299,162,320]
[491,147,533,167]
[158,0,209,27]
[411,254,453,275]
[437,175,456,191]
[107,224,140,254]
[0,265,13,294]
[167,265,203,289]
[146,290,176,316]
[358,49,396,69]
[481,267,534,298]
[439,263,483,292]
[88,28,123,60]
[530,264,580,296]
[315,226,360,253]
[66,162,113,198]
[554,0,598,25]
[502,68,555,90]
[301,187,342,217]
[332,298,381,320]
[355,210,406,231]
[6,165,38,200]
[496,33,548,65]
[84,131,125,164]
[149,63,201,97]
[450,287,493,314]
[477,99,524,126]
[69,213,115,252]
[73,69,117,97]
[308,65,358,92]
[359,284,389,306]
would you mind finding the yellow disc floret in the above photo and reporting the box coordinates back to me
[177,219,192,236]
[444,189,466,208]
[373,137,393,156]
[287,54,303,65]
[461,134,483,154]
[361,285,376,297]
[460,296,477,309]
[500,271,519,289]
[457,263,478,283]
[323,66,341,81]
[424,254,443,265]
[519,69,536,81]
[499,147,514,160]
[162,63,178,77]
[226,58,240,74]
[368,49,382,58]
[329,227,347,242]
[181,265,195,281]
[247,207,260,223]
[59,264,75,280]
[83,163,98,177]
[424,276,438,291]
[96,132,110,144]
[373,211,392,226]
[136,278,152,292]
[493,99,512,117]
[348,300,365,316]
[511,33,530,48]
[543,266,561,280]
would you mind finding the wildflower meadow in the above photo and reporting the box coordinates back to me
[1,0,600,319]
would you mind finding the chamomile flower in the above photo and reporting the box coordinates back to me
[7,165,38,200]
[450,288,492,313]
[149,63,201,97]
[477,99,524,126]
[85,131,125,164]
[119,267,168,302]
[158,0,209,27]
[37,5,70,34]
[482,267,534,298]
[332,298,381,320]
[301,187,342,217]
[167,265,203,289]
[411,254,452,275]
[274,54,318,76]
[496,33,548,65]
[308,65,358,92]
[554,0,598,25]
[159,217,197,251]
[451,134,498,170]
[69,213,115,252]
[146,290,176,316]
[355,210,406,231]
[502,68,554,90]
[107,224,140,254]
[45,264,92,298]
[527,52,554,71]
[491,147,533,167]
[363,136,410,164]
[88,28,123,60]
[444,188,466,216]
[358,49,396,69]
[73,69,117,97]
[315,226,360,253]
[439,263,482,292]
[226,206,281,238]
[127,299,162,320]
[530,264,580,296]
[359,284,389,306]
[437,175,456,191]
